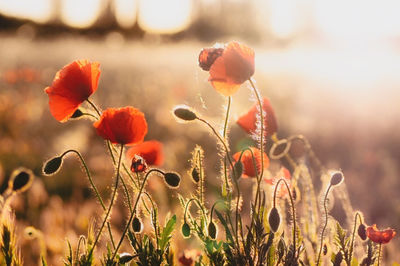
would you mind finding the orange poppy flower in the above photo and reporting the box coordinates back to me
[126,140,164,166]
[233,147,269,178]
[93,107,147,145]
[44,60,100,122]
[265,167,291,198]
[366,224,396,244]
[237,97,278,137]
[199,41,255,96]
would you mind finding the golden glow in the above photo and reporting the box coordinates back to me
[137,0,192,34]
[113,0,137,28]
[0,0,53,23]
[267,0,300,38]
[60,0,104,28]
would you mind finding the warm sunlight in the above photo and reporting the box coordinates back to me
[0,0,53,23]
[60,0,104,28]
[137,0,192,34]
[113,0,137,28]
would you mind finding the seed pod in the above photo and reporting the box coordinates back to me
[71,109,84,118]
[330,172,344,186]
[119,252,134,264]
[173,106,197,121]
[8,168,34,193]
[268,207,280,232]
[208,221,217,239]
[233,161,243,180]
[164,172,181,188]
[181,222,191,238]
[358,223,367,241]
[191,167,200,183]
[132,216,143,233]
[43,156,63,175]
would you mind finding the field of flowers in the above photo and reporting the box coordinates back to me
[0,34,399,265]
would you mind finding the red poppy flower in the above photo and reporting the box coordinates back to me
[265,167,291,198]
[93,107,147,145]
[199,41,255,96]
[178,250,201,266]
[126,140,164,166]
[130,155,148,173]
[44,60,100,122]
[233,147,269,178]
[237,97,278,137]
[366,224,396,244]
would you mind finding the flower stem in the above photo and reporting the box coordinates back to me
[222,96,232,195]
[316,184,332,266]
[377,243,382,266]
[348,211,362,265]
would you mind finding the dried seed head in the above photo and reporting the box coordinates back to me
[119,252,134,264]
[173,106,197,121]
[132,216,143,233]
[330,172,344,186]
[208,221,217,239]
[358,223,367,240]
[268,207,280,232]
[43,156,63,176]
[71,109,84,118]
[130,155,148,173]
[164,172,181,188]
[191,167,200,183]
[233,161,243,180]
[182,222,191,238]
[8,168,34,193]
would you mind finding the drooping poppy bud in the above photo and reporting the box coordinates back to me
[358,223,367,241]
[182,222,191,238]
[191,167,200,183]
[173,106,197,121]
[268,207,280,232]
[119,252,134,264]
[208,221,217,239]
[43,156,63,176]
[163,172,181,188]
[233,161,243,180]
[8,168,34,193]
[132,216,143,233]
[330,172,344,186]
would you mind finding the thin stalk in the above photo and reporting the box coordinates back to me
[196,150,204,205]
[184,198,208,225]
[316,184,333,266]
[88,144,124,258]
[75,235,86,264]
[81,112,98,119]
[222,96,232,195]
[348,212,363,265]
[377,243,382,266]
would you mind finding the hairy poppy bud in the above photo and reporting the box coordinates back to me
[130,155,148,173]
[132,216,143,233]
[164,172,181,188]
[43,156,63,175]
[191,167,200,183]
[8,168,34,193]
[208,221,217,239]
[358,223,367,241]
[233,161,243,180]
[330,172,344,186]
[173,106,197,121]
[268,207,280,232]
[119,252,134,264]
[333,251,343,266]
[71,109,84,118]
[182,222,191,238]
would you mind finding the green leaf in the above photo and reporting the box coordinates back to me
[159,215,177,251]
[214,210,234,244]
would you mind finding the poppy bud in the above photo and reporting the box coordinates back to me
[173,106,197,121]
[277,238,285,259]
[164,172,181,188]
[8,168,34,193]
[130,155,148,173]
[119,252,134,264]
[268,207,280,232]
[358,223,367,240]
[333,251,343,266]
[198,47,224,71]
[208,221,217,239]
[233,161,243,180]
[182,222,191,238]
[269,139,291,160]
[330,172,344,186]
[191,167,200,183]
[323,244,328,255]
[71,109,84,118]
[132,216,143,233]
[43,156,63,175]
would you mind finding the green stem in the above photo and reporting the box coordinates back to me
[348,212,362,265]
[222,96,232,195]
[316,184,332,266]
[377,243,382,266]
[88,144,124,258]
[184,198,208,224]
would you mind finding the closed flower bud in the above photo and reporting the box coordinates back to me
[333,251,343,266]
[132,216,143,233]
[358,223,367,240]
[208,221,217,239]
[323,244,328,255]
[182,222,191,238]
[71,109,84,118]
[191,167,200,183]
[164,172,181,188]
[268,207,280,232]
[8,168,34,193]
[330,172,344,186]
[130,155,148,173]
[43,156,63,175]
[119,252,134,264]
[233,161,243,180]
[173,106,197,121]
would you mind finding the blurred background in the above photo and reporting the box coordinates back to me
[0,0,399,264]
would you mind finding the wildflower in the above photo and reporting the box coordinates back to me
[44,60,100,122]
[237,97,278,137]
[199,41,255,96]
[126,140,164,166]
[233,147,269,178]
[366,224,396,244]
[93,107,147,145]
[130,155,148,173]
[265,167,291,198]
[178,250,201,266]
